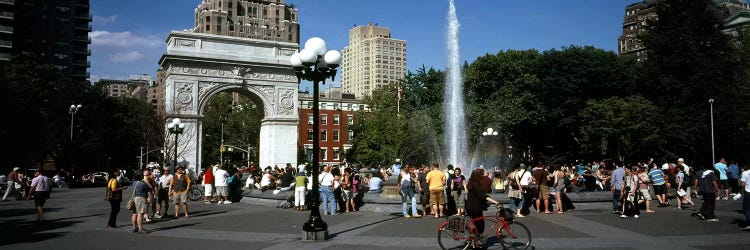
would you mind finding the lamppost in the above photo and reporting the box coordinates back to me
[219,115,228,165]
[482,128,498,167]
[709,98,715,165]
[167,118,185,173]
[69,104,82,141]
[290,37,342,241]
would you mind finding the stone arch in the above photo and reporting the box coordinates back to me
[197,84,274,119]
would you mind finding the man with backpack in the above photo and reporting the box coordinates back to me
[694,166,719,222]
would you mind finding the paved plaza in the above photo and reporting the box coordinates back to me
[1,188,749,250]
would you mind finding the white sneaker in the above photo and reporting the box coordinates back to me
[707,218,719,222]
[620,215,627,219]
[217,201,224,204]
[224,201,232,204]
[634,215,639,218]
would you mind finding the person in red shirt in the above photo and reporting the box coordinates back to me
[203,165,214,204]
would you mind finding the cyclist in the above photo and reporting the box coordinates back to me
[466,168,500,236]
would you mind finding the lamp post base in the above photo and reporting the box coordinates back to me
[302,230,328,241]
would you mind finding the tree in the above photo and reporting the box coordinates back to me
[579,96,662,162]
[200,92,262,167]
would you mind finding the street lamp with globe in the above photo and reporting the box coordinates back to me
[481,128,498,169]
[167,118,186,173]
[290,37,342,241]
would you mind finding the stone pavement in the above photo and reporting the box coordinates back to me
[1,188,749,250]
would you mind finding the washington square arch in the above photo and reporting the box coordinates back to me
[160,31,300,174]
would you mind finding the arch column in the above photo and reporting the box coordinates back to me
[259,119,298,168]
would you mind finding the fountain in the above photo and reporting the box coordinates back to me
[444,0,468,171]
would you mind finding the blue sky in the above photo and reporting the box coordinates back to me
[90,0,641,88]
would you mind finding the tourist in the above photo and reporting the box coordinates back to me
[532,164,551,214]
[143,170,157,223]
[694,166,719,221]
[392,159,402,179]
[636,166,654,213]
[417,165,430,216]
[156,168,172,218]
[739,164,750,230]
[507,166,525,218]
[426,163,446,218]
[260,167,276,191]
[648,163,668,207]
[214,165,230,204]
[551,166,566,214]
[729,160,740,197]
[398,165,420,218]
[294,168,308,211]
[340,168,352,212]
[517,163,534,215]
[594,167,610,191]
[621,167,640,219]
[319,165,337,215]
[169,166,191,219]
[368,172,383,193]
[106,170,127,228]
[203,165,214,204]
[465,168,500,239]
[611,163,625,214]
[130,170,151,233]
[2,167,20,201]
[449,168,466,216]
[675,165,695,210]
[715,158,730,200]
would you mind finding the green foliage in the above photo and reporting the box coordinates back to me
[200,92,262,167]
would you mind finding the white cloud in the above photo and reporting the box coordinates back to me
[93,15,118,24]
[90,31,161,48]
[111,51,145,63]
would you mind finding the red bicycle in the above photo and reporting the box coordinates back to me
[437,204,531,250]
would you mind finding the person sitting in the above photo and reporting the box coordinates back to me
[260,167,276,191]
[274,165,296,194]
[368,173,384,193]
[583,170,598,192]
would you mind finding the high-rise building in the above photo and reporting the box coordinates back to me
[618,0,749,59]
[193,0,299,44]
[1,0,91,82]
[341,22,407,98]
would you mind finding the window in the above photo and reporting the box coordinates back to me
[321,148,328,160]
[321,115,327,125]
[333,130,340,141]
[347,115,353,125]
[333,148,340,160]
[333,115,340,125]
[321,130,327,141]
[307,114,313,124]
[307,129,313,141]
[348,130,354,140]
[307,101,312,108]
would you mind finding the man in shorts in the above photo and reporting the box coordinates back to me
[637,167,654,213]
[417,165,430,216]
[213,165,230,204]
[27,169,53,221]
[169,166,191,219]
[648,164,668,207]
[714,158,730,200]
[426,163,446,218]
[203,165,214,204]
[155,167,173,219]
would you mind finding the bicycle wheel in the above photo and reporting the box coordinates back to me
[188,185,202,201]
[437,222,470,250]
[499,221,531,250]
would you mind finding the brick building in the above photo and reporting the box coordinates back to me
[297,87,367,166]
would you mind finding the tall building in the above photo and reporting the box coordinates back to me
[96,74,159,108]
[192,0,299,43]
[1,0,91,82]
[618,0,749,59]
[297,90,368,165]
[341,22,407,98]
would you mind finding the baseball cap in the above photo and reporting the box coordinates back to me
[677,158,684,162]
[13,167,20,171]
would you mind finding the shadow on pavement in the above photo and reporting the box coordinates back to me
[0,207,62,217]
[0,218,83,246]
[327,215,400,239]
[187,210,230,218]
[152,222,200,232]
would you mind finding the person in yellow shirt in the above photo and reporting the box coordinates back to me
[426,163,447,218]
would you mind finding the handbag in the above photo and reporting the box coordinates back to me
[125,181,138,210]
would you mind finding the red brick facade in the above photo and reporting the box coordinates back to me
[297,94,367,166]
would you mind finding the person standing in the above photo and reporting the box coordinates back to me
[155,168,173,219]
[739,165,750,230]
[465,168,500,239]
[130,171,151,233]
[728,161,740,196]
[675,165,695,210]
[294,169,308,211]
[202,165,214,204]
[398,165,420,218]
[532,164,551,214]
[319,165,337,215]
[426,163,446,218]
[694,166,719,222]
[213,165,230,204]
[2,167,20,201]
[648,164,668,207]
[449,168,466,216]
[169,166,191,219]
[392,159,402,180]
[105,171,127,228]
[517,163,534,215]
[636,167,654,213]
[417,165,429,216]
[27,170,53,222]
[507,167,525,218]
[714,158,730,200]
[551,166,566,214]
[611,164,625,214]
